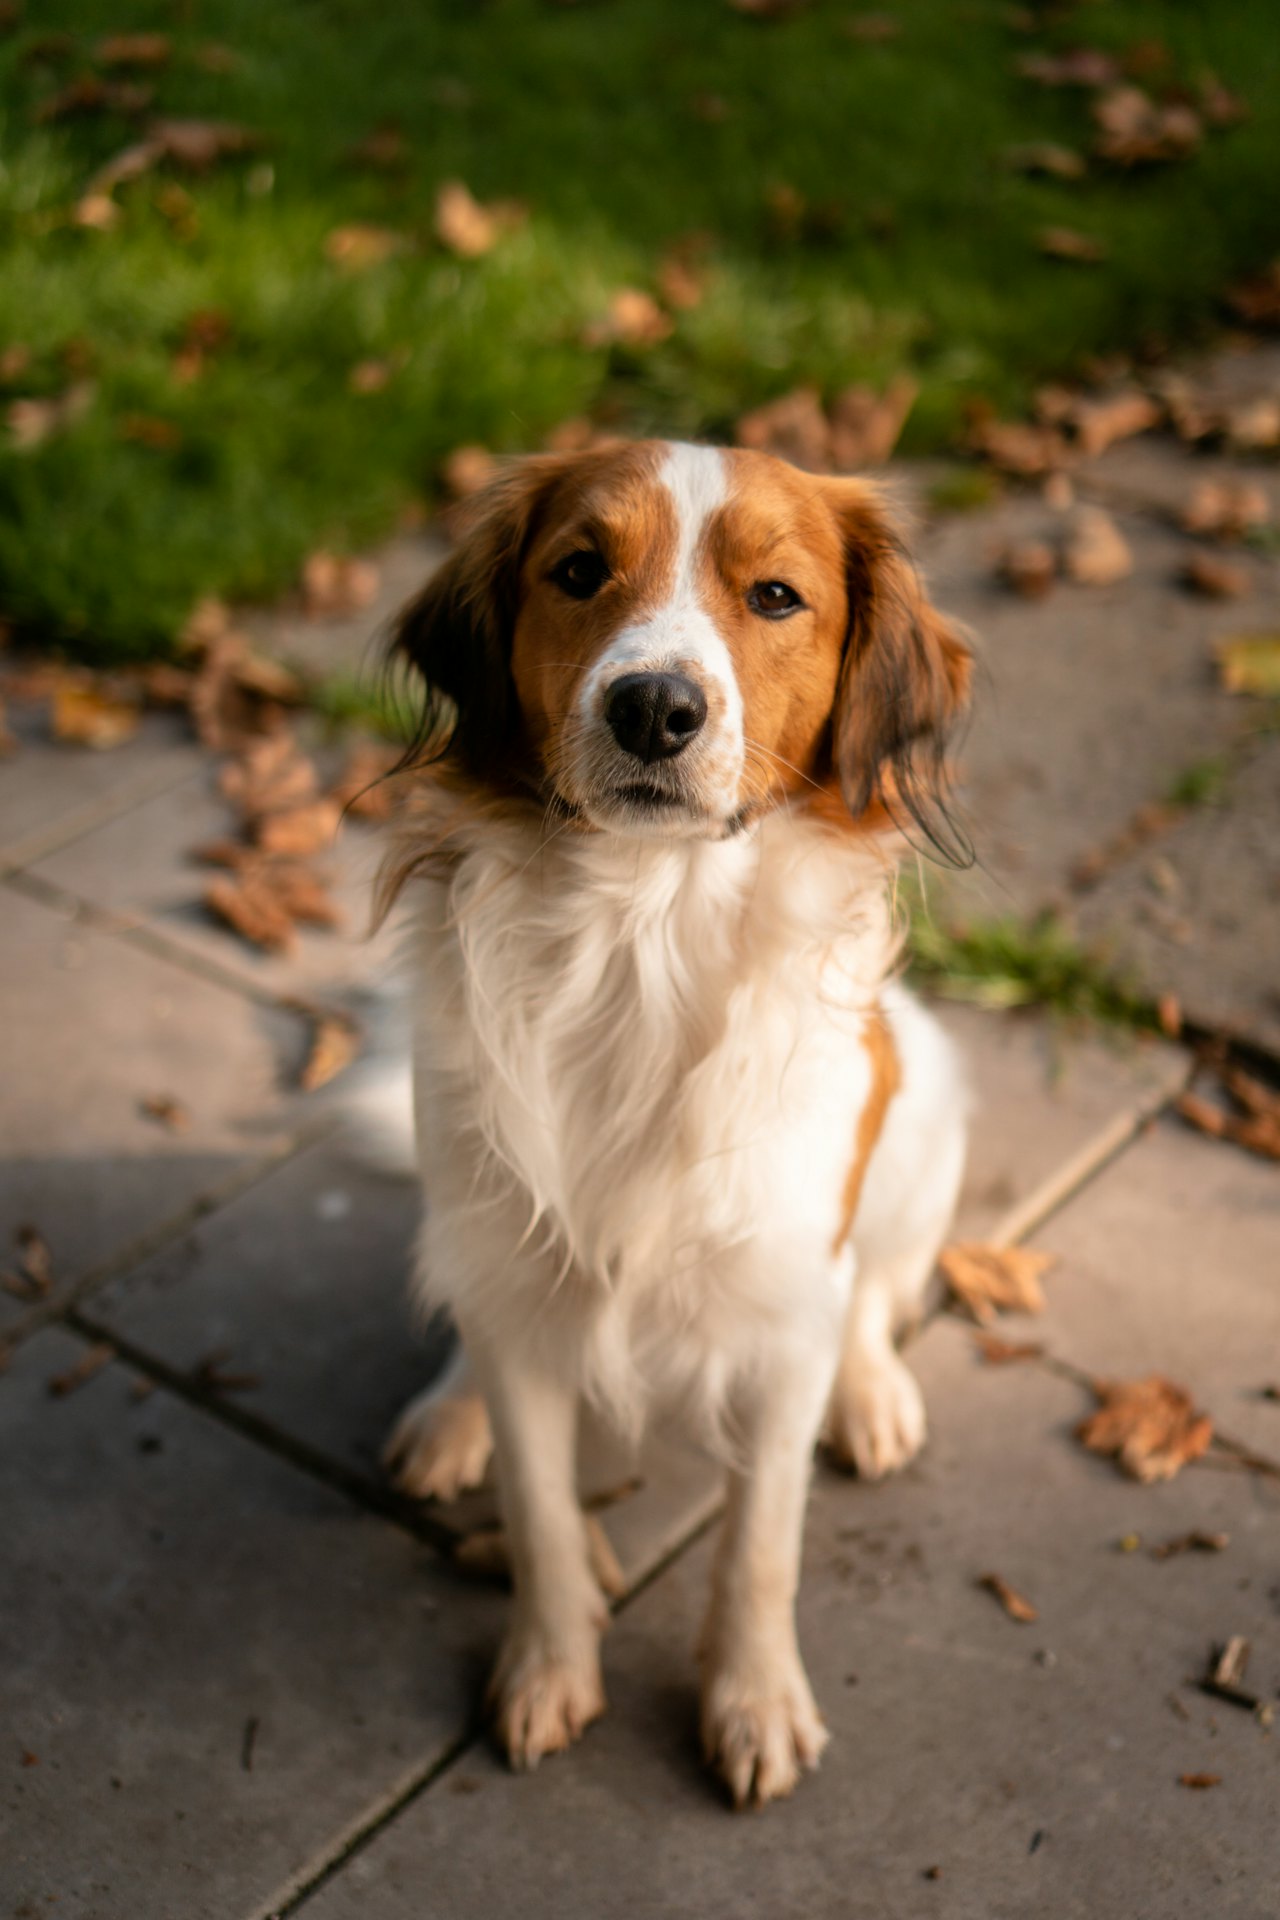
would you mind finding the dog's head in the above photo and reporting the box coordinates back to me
[394,440,970,855]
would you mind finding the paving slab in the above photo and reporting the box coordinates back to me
[1073,736,1280,1058]
[0,699,198,871]
[0,1327,503,1920]
[0,886,306,1327]
[1028,1112,1280,1462]
[304,1313,1280,1920]
[30,760,401,1008]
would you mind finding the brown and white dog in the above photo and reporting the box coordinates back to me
[377,440,971,1807]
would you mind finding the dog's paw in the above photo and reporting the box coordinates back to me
[700,1659,828,1809]
[490,1629,606,1771]
[382,1389,493,1502]
[825,1347,927,1480]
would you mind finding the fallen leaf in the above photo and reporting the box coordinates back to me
[301,551,380,617]
[1180,480,1270,541]
[47,1343,114,1397]
[118,412,183,451]
[1067,389,1160,457]
[219,734,318,818]
[331,739,402,819]
[970,417,1069,476]
[0,693,14,756]
[1093,87,1201,165]
[1037,226,1107,264]
[1064,506,1133,585]
[1004,141,1086,179]
[441,443,498,500]
[203,874,296,951]
[1226,262,1280,330]
[1076,1375,1213,1483]
[433,179,524,258]
[1149,1530,1228,1561]
[51,679,141,749]
[73,193,120,229]
[828,375,918,468]
[254,798,341,858]
[140,1093,191,1132]
[583,288,673,349]
[1177,1070,1280,1162]
[1198,74,1248,129]
[299,1014,361,1092]
[91,118,260,195]
[1213,634,1280,698]
[97,32,170,66]
[6,381,94,450]
[15,1224,52,1294]
[346,124,409,173]
[974,1333,1045,1365]
[1017,48,1120,89]
[267,865,344,930]
[735,386,830,469]
[1183,551,1247,599]
[189,635,297,752]
[323,223,406,271]
[190,1347,260,1394]
[348,358,391,394]
[657,238,710,312]
[34,75,154,122]
[939,1243,1053,1324]
[977,1572,1038,1623]
[998,540,1056,600]
[1178,1773,1221,1791]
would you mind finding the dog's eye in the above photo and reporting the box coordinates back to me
[551,550,610,600]
[747,580,804,619]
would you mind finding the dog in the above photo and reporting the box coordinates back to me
[376,439,971,1808]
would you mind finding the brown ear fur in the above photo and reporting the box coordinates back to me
[392,454,573,782]
[828,482,973,863]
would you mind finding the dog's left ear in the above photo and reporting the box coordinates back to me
[825,480,973,864]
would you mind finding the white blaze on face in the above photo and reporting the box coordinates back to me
[577,443,745,824]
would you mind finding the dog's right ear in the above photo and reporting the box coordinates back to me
[392,455,571,780]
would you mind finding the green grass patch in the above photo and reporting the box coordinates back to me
[3,1,1280,657]
[1165,752,1232,809]
[908,905,1158,1031]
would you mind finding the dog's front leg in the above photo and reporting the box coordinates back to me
[467,1331,607,1771]
[700,1338,835,1809]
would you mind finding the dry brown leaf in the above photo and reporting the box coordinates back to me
[254,797,341,858]
[735,386,830,470]
[269,865,344,929]
[91,118,259,194]
[1017,48,1120,88]
[978,1572,1038,1623]
[190,1347,260,1394]
[1068,390,1160,457]
[970,417,1069,476]
[583,288,673,350]
[433,179,525,258]
[219,733,317,818]
[323,224,406,271]
[657,239,710,312]
[348,359,391,395]
[203,874,297,952]
[1004,142,1086,180]
[1177,1075,1280,1162]
[1223,396,1280,451]
[47,1343,114,1398]
[939,1242,1053,1324]
[452,1515,624,1597]
[15,1224,52,1294]
[346,125,409,173]
[140,1093,191,1132]
[300,1014,360,1092]
[998,540,1056,600]
[1181,480,1270,542]
[1183,550,1247,598]
[1226,262,1280,330]
[97,32,170,66]
[1157,991,1183,1039]
[189,635,293,752]
[1093,87,1201,165]
[441,443,498,500]
[1178,1773,1222,1790]
[1213,633,1280,699]
[1198,74,1248,129]
[1076,1375,1213,1483]
[829,375,918,468]
[7,381,94,450]
[51,679,141,750]
[1064,506,1133,585]
[301,551,380,617]
[1150,1530,1228,1561]
[974,1333,1045,1365]
[1037,226,1107,264]
[35,76,153,122]
[118,412,183,452]
[0,693,15,757]
[331,739,402,819]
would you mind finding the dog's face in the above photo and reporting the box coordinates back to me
[396,440,970,850]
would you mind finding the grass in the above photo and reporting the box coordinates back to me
[908,904,1159,1031]
[3,0,1280,658]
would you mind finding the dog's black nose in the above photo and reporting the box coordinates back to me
[604,672,708,763]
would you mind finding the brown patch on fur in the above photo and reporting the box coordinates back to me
[832,1008,901,1252]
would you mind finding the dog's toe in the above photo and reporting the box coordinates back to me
[701,1663,828,1809]
[825,1348,926,1480]
[490,1634,606,1771]
[382,1390,493,1502]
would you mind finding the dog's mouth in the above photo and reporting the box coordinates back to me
[609,782,685,810]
